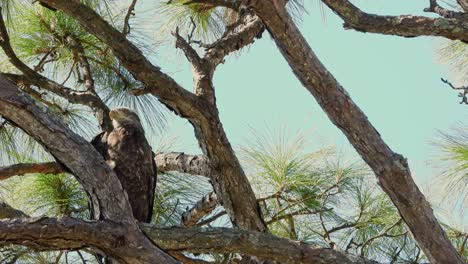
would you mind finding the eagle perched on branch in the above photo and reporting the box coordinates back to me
[91,108,157,223]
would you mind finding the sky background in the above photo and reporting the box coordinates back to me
[132,0,467,227]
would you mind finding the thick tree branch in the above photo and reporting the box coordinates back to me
[0,153,210,181]
[37,0,200,119]
[0,162,64,181]
[0,76,177,263]
[0,217,376,264]
[156,152,211,175]
[143,225,376,264]
[320,0,468,42]
[203,10,265,68]
[0,217,176,263]
[249,1,464,263]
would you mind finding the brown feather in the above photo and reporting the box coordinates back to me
[91,110,157,223]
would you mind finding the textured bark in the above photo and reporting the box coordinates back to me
[0,217,376,264]
[181,191,218,226]
[0,162,63,181]
[155,152,210,176]
[0,153,210,181]
[320,0,468,42]
[424,0,468,20]
[0,76,177,264]
[143,225,376,264]
[39,0,266,232]
[250,1,464,263]
[0,217,175,264]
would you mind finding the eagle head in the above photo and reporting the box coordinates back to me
[109,107,142,129]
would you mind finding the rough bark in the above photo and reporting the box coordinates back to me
[181,191,218,226]
[143,225,376,264]
[0,153,209,181]
[0,216,377,264]
[0,217,174,264]
[38,0,266,232]
[249,1,464,263]
[0,162,64,181]
[0,76,177,264]
[155,152,210,176]
[320,0,468,42]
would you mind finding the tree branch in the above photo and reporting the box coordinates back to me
[249,1,464,263]
[441,78,468,104]
[0,153,211,181]
[203,9,265,68]
[0,162,64,181]
[320,0,468,42]
[155,152,211,175]
[0,76,133,222]
[423,0,468,19]
[0,217,376,264]
[0,217,174,263]
[142,225,376,264]
[123,0,138,36]
[181,191,218,226]
[37,0,200,118]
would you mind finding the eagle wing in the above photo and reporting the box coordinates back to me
[91,128,156,223]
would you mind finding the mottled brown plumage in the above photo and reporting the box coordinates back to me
[91,108,156,223]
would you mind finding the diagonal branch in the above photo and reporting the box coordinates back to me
[37,0,200,118]
[250,1,464,263]
[40,0,269,234]
[203,9,265,68]
[173,27,205,74]
[320,0,468,42]
[0,75,133,223]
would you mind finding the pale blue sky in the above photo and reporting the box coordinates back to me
[137,1,466,224]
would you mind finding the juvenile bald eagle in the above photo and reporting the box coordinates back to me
[91,108,156,223]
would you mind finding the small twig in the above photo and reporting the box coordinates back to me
[33,48,56,72]
[195,210,227,227]
[86,57,132,88]
[61,61,77,85]
[123,0,138,36]
[441,78,468,104]
[424,0,467,19]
